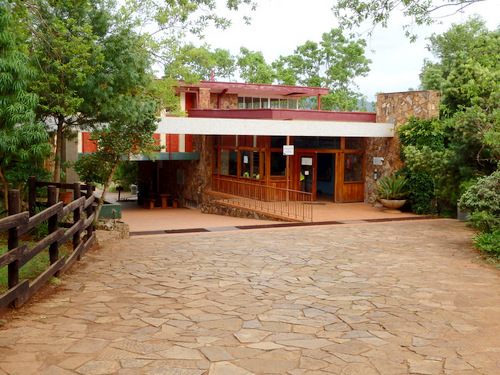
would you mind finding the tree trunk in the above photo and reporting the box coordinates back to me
[94,157,120,220]
[0,169,9,211]
[53,115,65,183]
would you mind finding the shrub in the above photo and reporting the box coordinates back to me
[402,169,437,215]
[458,170,500,216]
[474,229,500,259]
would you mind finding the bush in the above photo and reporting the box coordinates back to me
[467,211,500,234]
[402,169,437,215]
[474,229,500,259]
[458,170,500,216]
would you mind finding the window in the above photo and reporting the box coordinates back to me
[221,150,237,176]
[237,97,298,109]
[241,151,251,178]
[271,152,286,176]
[271,136,287,149]
[294,137,341,150]
[344,153,364,182]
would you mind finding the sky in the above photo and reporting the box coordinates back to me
[189,0,500,102]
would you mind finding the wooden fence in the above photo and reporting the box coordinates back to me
[0,179,96,309]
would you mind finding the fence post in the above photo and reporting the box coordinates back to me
[7,190,20,291]
[47,186,59,265]
[85,183,94,240]
[73,183,81,258]
[28,176,37,217]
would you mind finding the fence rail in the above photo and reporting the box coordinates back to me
[0,179,96,309]
[212,177,313,222]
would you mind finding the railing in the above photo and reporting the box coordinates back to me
[0,181,96,309]
[212,177,313,222]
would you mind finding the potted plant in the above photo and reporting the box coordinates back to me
[376,174,408,210]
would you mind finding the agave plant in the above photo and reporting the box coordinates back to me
[376,175,408,200]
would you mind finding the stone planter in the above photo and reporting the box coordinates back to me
[380,199,406,210]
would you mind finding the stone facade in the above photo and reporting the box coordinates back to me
[364,90,441,203]
[210,93,239,109]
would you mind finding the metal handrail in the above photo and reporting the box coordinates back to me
[212,177,313,222]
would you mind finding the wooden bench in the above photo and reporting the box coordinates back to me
[143,198,156,209]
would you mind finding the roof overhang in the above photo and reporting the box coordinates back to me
[157,117,394,138]
[177,81,330,98]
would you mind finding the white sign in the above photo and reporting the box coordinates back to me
[301,157,313,166]
[243,155,249,164]
[283,145,294,156]
[373,157,384,166]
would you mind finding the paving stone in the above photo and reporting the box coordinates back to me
[2,220,500,375]
[208,361,254,375]
[200,346,233,362]
[275,339,332,349]
[408,359,444,374]
[157,346,202,360]
[77,360,121,375]
[234,329,270,343]
[66,338,109,354]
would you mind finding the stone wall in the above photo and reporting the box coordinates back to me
[365,90,441,203]
[210,93,238,109]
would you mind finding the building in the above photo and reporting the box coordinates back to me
[77,81,440,220]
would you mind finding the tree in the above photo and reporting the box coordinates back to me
[74,97,160,218]
[0,0,51,210]
[420,17,499,167]
[164,44,236,81]
[400,17,499,216]
[237,47,275,84]
[333,0,487,41]
[72,10,162,218]
[0,123,52,209]
[274,29,371,110]
[26,0,105,183]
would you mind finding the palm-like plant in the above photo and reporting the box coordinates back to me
[376,175,408,200]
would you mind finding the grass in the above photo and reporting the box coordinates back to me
[0,233,73,294]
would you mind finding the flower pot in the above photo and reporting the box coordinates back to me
[380,199,406,210]
[59,191,73,205]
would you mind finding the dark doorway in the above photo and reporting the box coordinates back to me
[316,153,335,201]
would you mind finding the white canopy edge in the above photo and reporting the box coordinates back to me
[157,117,394,137]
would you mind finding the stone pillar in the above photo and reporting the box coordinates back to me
[199,88,211,109]
[365,90,441,203]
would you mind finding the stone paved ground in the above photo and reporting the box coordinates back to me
[1,219,500,375]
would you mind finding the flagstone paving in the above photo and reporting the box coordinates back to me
[1,219,500,374]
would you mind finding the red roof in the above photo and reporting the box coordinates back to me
[178,81,330,98]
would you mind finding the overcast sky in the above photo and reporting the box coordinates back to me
[191,0,500,102]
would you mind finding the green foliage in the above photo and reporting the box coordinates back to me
[0,1,38,130]
[113,161,138,188]
[0,123,52,207]
[458,170,500,256]
[74,152,113,185]
[473,229,500,258]
[458,170,500,220]
[376,174,408,200]
[467,211,500,234]
[273,28,371,110]
[398,117,445,150]
[333,0,485,41]
[164,44,236,82]
[237,47,275,84]
[402,169,437,215]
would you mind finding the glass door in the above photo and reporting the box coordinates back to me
[299,154,316,200]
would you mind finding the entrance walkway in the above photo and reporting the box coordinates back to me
[109,192,423,235]
[1,219,500,374]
